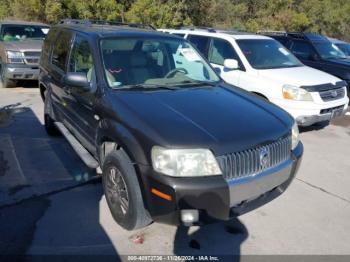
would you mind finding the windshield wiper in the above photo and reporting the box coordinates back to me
[171,80,218,87]
[115,84,179,91]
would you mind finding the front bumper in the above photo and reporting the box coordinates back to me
[2,63,39,80]
[137,142,303,225]
[272,97,349,126]
[296,107,347,126]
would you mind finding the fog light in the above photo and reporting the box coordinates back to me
[181,210,199,225]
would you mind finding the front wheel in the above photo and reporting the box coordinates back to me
[102,149,152,230]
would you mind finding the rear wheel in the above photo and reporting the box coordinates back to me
[44,92,60,136]
[102,149,152,230]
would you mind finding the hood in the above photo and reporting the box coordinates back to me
[2,39,43,52]
[257,66,341,87]
[112,84,293,156]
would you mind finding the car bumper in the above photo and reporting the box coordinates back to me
[3,63,39,80]
[137,142,303,225]
[272,98,349,126]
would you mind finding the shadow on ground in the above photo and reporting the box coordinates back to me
[174,219,247,260]
[0,103,96,205]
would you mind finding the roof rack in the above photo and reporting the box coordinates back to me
[180,26,217,33]
[257,30,287,36]
[217,29,250,35]
[58,19,156,30]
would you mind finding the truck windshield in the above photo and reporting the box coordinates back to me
[335,43,350,57]
[100,37,220,89]
[1,25,49,42]
[313,41,347,60]
[236,39,303,69]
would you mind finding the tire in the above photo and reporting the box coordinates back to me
[0,73,16,88]
[102,149,152,230]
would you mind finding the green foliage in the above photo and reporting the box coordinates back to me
[0,0,349,40]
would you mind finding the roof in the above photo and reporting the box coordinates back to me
[0,20,49,26]
[158,28,272,40]
[53,20,166,38]
[258,31,330,42]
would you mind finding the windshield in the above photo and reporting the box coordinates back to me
[1,25,49,42]
[312,41,346,60]
[100,37,220,89]
[236,39,303,69]
[335,43,350,57]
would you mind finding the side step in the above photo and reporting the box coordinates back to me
[55,122,100,169]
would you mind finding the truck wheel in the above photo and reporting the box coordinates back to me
[0,74,16,88]
[102,149,152,230]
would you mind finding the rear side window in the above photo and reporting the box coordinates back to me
[51,30,72,71]
[187,35,210,56]
[209,38,239,65]
[41,28,57,65]
[290,40,316,60]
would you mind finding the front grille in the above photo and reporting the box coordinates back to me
[24,58,39,64]
[23,51,41,65]
[217,136,291,181]
[320,105,344,114]
[319,87,345,102]
[23,51,41,57]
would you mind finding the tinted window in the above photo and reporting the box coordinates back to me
[290,41,317,60]
[336,43,350,56]
[1,25,49,42]
[51,30,72,71]
[237,39,302,69]
[187,35,210,55]
[69,35,93,81]
[312,41,346,60]
[209,38,238,65]
[41,28,58,65]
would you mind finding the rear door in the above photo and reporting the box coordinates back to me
[49,29,74,126]
[207,37,242,86]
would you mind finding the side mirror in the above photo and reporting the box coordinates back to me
[64,72,90,92]
[224,59,239,70]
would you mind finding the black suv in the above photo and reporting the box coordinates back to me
[261,31,350,100]
[39,20,303,230]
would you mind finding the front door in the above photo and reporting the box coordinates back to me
[65,34,98,155]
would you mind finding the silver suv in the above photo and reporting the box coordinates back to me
[0,20,49,88]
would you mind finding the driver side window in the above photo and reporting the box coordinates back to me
[69,35,94,82]
[208,38,239,65]
[290,41,317,60]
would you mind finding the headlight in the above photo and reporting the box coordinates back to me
[291,122,300,150]
[6,51,24,63]
[151,146,222,177]
[283,85,313,101]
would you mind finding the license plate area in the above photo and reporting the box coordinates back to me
[331,108,344,119]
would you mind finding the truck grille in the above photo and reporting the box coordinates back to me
[319,87,345,102]
[216,136,291,181]
[23,51,41,65]
[23,51,41,57]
